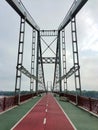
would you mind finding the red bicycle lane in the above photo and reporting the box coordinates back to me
[12,93,75,130]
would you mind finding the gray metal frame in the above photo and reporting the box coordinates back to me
[71,17,81,94]
[5,0,88,95]
[35,31,40,93]
[40,30,58,36]
[56,17,81,96]
[15,17,25,104]
[18,66,42,84]
[39,57,56,64]
[41,37,56,55]
[58,31,62,92]
[62,30,67,91]
[30,29,36,92]
[53,44,58,91]
[53,31,62,92]
[56,65,80,83]
[36,31,46,93]
[58,0,88,31]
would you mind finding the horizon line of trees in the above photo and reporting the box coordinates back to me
[0,90,98,99]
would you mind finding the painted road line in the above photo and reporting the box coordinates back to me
[54,97,77,130]
[45,109,48,113]
[11,96,45,130]
[0,105,17,115]
[43,118,47,125]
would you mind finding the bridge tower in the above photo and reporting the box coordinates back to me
[5,0,88,104]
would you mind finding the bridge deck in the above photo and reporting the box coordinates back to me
[12,93,74,130]
[0,93,98,130]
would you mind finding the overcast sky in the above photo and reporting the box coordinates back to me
[0,0,98,91]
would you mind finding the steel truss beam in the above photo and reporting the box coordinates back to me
[62,30,67,91]
[39,57,56,64]
[58,31,62,92]
[41,37,56,55]
[30,29,36,91]
[71,17,81,94]
[55,65,59,91]
[40,30,58,36]
[58,0,88,31]
[18,66,42,84]
[56,65,80,83]
[5,0,88,95]
[53,31,62,92]
[39,36,46,91]
[6,0,40,31]
[36,32,46,93]
[15,17,25,104]
[53,44,58,90]
[53,37,59,91]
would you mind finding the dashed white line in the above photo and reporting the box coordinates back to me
[54,98,77,130]
[11,96,44,130]
[43,118,47,125]
[45,109,48,113]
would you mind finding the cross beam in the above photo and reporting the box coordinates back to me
[5,0,40,31]
[58,0,88,31]
[40,30,58,36]
[39,57,56,64]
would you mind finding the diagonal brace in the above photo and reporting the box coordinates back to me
[56,65,80,83]
[17,66,42,84]
[41,37,56,55]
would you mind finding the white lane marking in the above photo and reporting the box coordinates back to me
[0,105,17,115]
[46,104,48,107]
[54,97,77,130]
[45,109,48,113]
[11,96,45,130]
[43,118,47,125]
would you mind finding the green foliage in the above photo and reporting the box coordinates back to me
[66,90,98,99]
[0,91,33,96]
[81,90,98,98]
[0,90,98,99]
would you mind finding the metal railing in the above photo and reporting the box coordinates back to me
[54,92,98,115]
[1,92,98,115]
[0,93,36,112]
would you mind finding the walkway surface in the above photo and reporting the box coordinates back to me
[12,93,74,130]
[57,96,98,130]
[0,93,98,130]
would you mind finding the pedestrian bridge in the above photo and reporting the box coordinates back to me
[0,0,98,129]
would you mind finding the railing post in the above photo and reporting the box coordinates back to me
[89,98,92,111]
[76,95,79,106]
[3,97,6,111]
